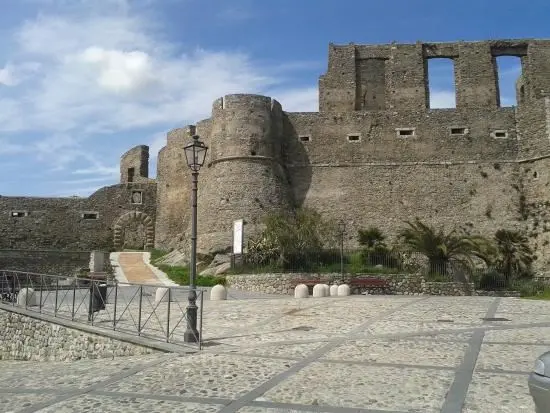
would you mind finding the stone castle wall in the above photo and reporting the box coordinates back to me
[0,183,157,251]
[3,38,550,272]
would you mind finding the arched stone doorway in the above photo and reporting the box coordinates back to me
[113,211,155,250]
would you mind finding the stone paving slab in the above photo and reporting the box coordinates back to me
[35,394,224,413]
[475,343,549,372]
[109,353,297,399]
[463,372,535,412]
[322,338,469,367]
[261,362,455,412]
[484,326,550,344]
[1,295,549,412]
[1,393,58,413]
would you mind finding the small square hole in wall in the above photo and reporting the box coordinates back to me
[491,130,508,139]
[82,212,99,220]
[131,191,143,204]
[299,135,311,142]
[347,134,361,142]
[10,211,27,218]
[450,127,468,136]
[396,128,416,138]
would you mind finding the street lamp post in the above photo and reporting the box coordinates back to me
[338,221,346,281]
[183,135,208,343]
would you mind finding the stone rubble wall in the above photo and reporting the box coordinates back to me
[0,308,158,361]
[225,273,520,297]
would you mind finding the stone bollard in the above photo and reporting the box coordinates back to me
[313,284,326,298]
[154,287,174,305]
[210,284,227,301]
[17,288,38,307]
[337,284,351,297]
[329,284,339,296]
[294,284,309,298]
[321,284,330,296]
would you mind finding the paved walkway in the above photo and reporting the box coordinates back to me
[1,295,547,412]
[111,252,177,286]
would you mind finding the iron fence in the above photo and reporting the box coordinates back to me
[230,249,460,277]
[0,270,204,349]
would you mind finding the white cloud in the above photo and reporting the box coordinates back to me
[0,1,332,196]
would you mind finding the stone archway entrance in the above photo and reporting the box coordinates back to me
[113,211,155,250]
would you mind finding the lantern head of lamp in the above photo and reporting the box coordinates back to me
[184,135,208,172]
[338,221,346,234]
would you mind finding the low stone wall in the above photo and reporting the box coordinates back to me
[0,249,113,278]
[225,273,511,297]
[0,249,91,276]
[0,308,158,361]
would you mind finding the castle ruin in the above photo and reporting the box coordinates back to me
[2,39,550,272]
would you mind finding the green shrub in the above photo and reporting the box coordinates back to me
[157,264,225,287]
[477,270,507,290]
[150,249,169,264]
[518,280,547,297]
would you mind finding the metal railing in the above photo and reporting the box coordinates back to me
[0,270,204,349]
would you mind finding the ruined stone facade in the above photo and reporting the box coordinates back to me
[3,39,550,272]
[0,146,156,251]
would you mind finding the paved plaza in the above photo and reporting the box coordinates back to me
[1,294,548,412]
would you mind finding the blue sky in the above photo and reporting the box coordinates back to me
[1,0,549,197]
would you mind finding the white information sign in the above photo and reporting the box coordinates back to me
[233,219,244,254]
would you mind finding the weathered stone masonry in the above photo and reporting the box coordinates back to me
[3,38,550,274]
[0,146,156,252]
[153,39,550,273]
[0,307,157,361]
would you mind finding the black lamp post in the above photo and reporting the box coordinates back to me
[183,135,208,343]
[338,221,346,281]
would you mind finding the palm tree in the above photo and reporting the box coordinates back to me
[493,229,534,281]
[398,218,490,279]
[358,227,386,248]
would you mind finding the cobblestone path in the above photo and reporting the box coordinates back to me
[1,295,546,412]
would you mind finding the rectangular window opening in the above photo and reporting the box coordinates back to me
[427,58,456,109]
[127,167,135,183]
[347,134,361,142]
[450,127,467,135]
[491,130,509,139]
[299,135,311,142]
[495,56,522,107]
[396,128,416,137]
[82,213,99,220]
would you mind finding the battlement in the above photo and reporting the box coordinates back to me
[212,94,283,114]
[320,38,550,112]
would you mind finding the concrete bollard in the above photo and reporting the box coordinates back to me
[154,287,173,305]
[210,284,227,301]
[294,284,309,298]
[321,284,330,296]
[313,284,326,297]
[17,288,38,307]
[337,284,351,297]
[329,284,339,296]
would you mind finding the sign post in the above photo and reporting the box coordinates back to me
[232,219,244,267]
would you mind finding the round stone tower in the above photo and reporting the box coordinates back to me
[197,94,294,254]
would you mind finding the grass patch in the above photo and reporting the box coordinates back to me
[150,249,169,264]
[157,264,226,287]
